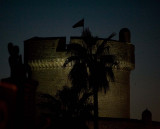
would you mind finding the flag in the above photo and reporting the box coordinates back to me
[72,19,84,28]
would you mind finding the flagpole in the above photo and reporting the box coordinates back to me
[83,23,84,32]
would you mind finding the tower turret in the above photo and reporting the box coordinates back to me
[119,28,131,43]
[98,28,135,118]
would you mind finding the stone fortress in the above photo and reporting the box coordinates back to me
[24,28,135,119]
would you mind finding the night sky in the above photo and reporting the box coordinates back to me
[0,0,160,121]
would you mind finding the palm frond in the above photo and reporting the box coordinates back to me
[105,67,115,82]
[96,32,116,56]
[81,28,99,48]
[107,32,116,40]
[67,43,87,57]
[100,55,115,64]
[68,62,88,91]
[79,92,93,105]
[57,86,78,109]
[96,62,109,93]
[63,56,79,67]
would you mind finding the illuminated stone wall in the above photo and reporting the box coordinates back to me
[69,38,135,118]
[97,40,134,118]
[24,37,71,96]
[24,29,135,119]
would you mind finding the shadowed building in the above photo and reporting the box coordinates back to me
[24,28,134,119]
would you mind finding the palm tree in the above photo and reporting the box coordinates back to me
[37,85,93,129]
[56,85,93,129]
[63,28,116,129]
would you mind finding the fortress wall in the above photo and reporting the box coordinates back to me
[98,70,130,118]
[31,68,70,96]
[24,37,71,97]
[24,30,135,119]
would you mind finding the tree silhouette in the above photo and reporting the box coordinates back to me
[63,28,116,129]
[57,86,93,129]
[37,86,93,129]
[1,42,38,129]
[7,42,25,81]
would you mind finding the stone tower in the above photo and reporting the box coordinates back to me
[98,28,135,118]
[24,28,135,119]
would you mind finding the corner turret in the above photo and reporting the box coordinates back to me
[119,28,131,43]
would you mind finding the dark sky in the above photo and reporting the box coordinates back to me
[0,0,160,121]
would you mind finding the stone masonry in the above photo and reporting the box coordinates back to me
[24,28,135,119]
